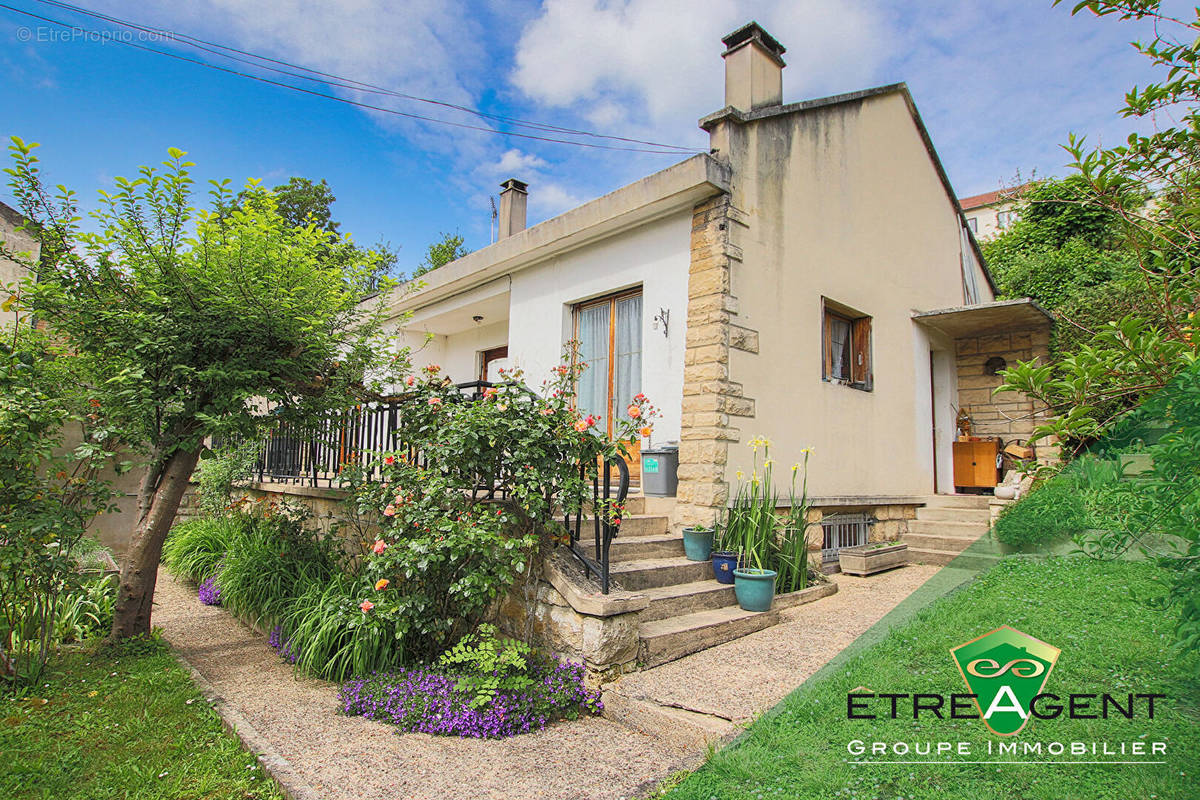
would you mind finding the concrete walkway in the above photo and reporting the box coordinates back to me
[154,564,939,800]
[604,565,940,747]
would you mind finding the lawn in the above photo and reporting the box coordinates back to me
[0,636,283,800]
[660,557,1200,800]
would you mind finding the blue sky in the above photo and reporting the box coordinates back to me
[0,1,1177,272]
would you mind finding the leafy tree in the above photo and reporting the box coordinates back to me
[271,176,339,233]
[411,232,470,280]
[4,138,405,640]
[1000,2,1200,451]
[983,175,1141,314]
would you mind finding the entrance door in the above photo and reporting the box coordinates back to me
[480,346,508,382]
[575,291,643,480]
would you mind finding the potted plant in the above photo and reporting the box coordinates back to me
[711,523,738,584]
[838,540,908,576]
[682,524,715,562]
[724,440,818,611]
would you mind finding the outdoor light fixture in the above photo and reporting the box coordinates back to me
[652,307,670,337]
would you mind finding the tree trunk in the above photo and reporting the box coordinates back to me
[109,445,202,640]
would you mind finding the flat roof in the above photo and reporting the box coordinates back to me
[378,153,729,317]
[913,298,1053,337]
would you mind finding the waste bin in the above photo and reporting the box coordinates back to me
[641,445,679,497]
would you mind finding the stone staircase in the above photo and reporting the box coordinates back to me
[573,495,784,669]
[903,494,996,567]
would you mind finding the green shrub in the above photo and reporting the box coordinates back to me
[993,479,1088,548]
[162,516,250,582]
[279,573,404,682]
[217,507,340,628]
[438,624,537,709]
[195,441,262,516]
[53,575,116,644]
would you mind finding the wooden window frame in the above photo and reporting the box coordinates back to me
[822,299,873,391]
[571,287,643,437]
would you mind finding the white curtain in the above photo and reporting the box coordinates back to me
[829,316,851,380]
[613,295,642,423]
[576,304,610,425]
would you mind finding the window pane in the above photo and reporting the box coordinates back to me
[576,303,610,425]
[829,316,852,380]
[613,294,642,423]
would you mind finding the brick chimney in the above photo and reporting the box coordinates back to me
[721,22,786,111]
[498,178,528,239]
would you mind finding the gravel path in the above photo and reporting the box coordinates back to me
[608,565,940,726]
[154,564,939,800]
[153,570,689,800]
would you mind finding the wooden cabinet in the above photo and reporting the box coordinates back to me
[953,439,1000,489]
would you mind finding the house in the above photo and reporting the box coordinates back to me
[377,22,1052,564]
[0,200,39,328]
[960,184,1030,239]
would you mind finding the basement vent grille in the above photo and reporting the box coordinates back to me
[820,513,871,563]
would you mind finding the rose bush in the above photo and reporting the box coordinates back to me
[343,351,657,664]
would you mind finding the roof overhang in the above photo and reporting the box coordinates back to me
[912,298,1053,338]
[376,153,730,319]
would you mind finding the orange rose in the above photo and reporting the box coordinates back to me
[375,579,390,591]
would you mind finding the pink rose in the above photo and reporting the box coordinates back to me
[372,539,388,555]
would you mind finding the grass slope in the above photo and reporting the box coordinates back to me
[662,557,1199,800]
[1,637,283,800]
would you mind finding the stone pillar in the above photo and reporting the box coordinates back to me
[675,194,757,529]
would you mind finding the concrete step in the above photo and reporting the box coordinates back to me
[638,605,782,668]
[577,533,684,563]
[906,547,1003,568]
[624,495,676,517]
[907,519,988,539]
[903,532,980,552]
[610,556,715,590]
[639,579,735,622]
[921,494,991,510]
[568,514,669,539]
[916,507,992,523]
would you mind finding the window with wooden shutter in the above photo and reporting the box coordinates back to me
[822,299,872,391]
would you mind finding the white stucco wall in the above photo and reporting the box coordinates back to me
[387,211,692,444]
[399,320,509,384]
[506,211,692,444]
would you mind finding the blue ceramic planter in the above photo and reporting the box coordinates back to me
[733,567,777,612]
[711,551,738,584]
[682,528,714,562]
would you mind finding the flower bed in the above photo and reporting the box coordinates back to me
[338,658,602,739]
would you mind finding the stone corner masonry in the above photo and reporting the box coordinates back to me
[674,193,759,530]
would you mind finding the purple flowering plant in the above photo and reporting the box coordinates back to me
[338,656,601,739]
[198,573,222,606]
[269,624,299,664]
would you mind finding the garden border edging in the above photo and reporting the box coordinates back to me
[166,648,324,800]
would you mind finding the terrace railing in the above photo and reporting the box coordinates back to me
[247,380,629,593]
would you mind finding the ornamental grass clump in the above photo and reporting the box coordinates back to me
[338,657,601,739]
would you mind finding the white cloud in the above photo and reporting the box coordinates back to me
[532,181,587,218]
[511,0,889,130]
[488,148,548,177]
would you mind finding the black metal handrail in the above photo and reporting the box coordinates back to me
[565,455,630,594]
[246,380,630,593]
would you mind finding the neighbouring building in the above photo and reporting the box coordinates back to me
[0,200,38,327]
[959,184,1031,240]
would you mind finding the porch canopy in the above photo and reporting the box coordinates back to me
[912,297,1052,337]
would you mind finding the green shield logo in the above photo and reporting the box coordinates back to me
[950,625,1060,736]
